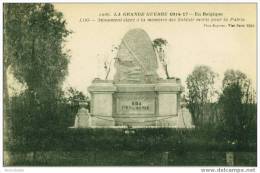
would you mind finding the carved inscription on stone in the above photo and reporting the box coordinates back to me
[116,93,155,115]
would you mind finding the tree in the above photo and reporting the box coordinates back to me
[222,70,255,103]
[4,3,71,152]
[3,4,11,148]
[65,87,89,113]
[218,70,256,145]
[4,4,70,95]
[66,87,88,102]
[186,65,218,127]
[152,38,170,79]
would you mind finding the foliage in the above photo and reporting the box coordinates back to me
[218,70,256,145]
[7,127,256,153]
[9,91,75,152]
[65,87,88,102]
[65,87,89,113]
[6,150,257,166]
[4,3,71,94]
[4,3,71,151]
[186,66,218,127]
[222,69,255,104]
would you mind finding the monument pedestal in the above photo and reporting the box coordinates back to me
[87,78,183,128]
[155,79,183,127]
[88,79,116,127]
[78,115,91,128]
[76,108,92,128]
[113,84,157,127]
[85,28,189,128]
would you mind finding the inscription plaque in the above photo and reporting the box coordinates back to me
[116,93,155,115]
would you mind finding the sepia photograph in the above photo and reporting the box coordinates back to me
[2,1,258,170]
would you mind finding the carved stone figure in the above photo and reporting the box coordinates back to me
[114,28,159,83]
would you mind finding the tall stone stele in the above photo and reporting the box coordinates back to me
[88,28,183,127]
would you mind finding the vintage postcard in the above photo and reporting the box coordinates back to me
[2,1,258,171]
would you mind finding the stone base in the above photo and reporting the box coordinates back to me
[73,107,92,128]
[91,116,115,127]
[114,116,156,127]
[177,107,195,128]
[156,116,178,127]
[78,115,91,128]
[86,78,190,128]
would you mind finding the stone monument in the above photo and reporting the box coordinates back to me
[72,101,92,128]
[114,28,158,84]
[88,28,186,128]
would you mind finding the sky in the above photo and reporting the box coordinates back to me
[11,3,256,97]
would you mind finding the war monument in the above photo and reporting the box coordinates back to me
[82,28,189,128]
